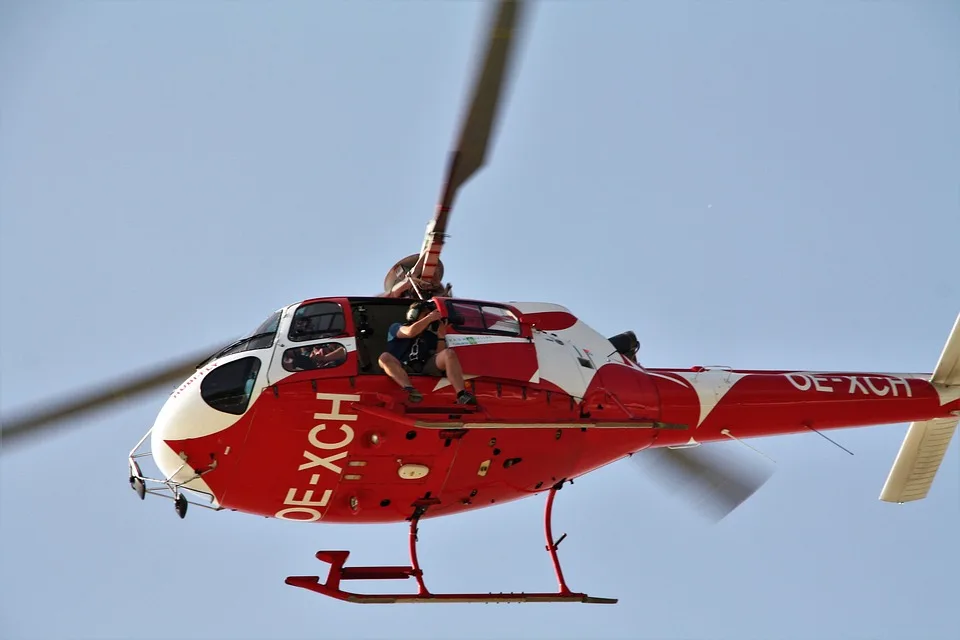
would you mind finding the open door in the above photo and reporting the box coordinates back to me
[432,298,539,384]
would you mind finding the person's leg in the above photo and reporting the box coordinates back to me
[432,350,476,405]
[378,352,422,403]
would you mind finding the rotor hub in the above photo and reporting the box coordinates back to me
[383,254,446,298]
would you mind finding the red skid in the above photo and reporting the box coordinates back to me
[284,575,614,604]
[284,483,618,605]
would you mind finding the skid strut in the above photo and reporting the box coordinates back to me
[285,482,617,604]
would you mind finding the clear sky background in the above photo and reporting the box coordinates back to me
[1,1,958,639]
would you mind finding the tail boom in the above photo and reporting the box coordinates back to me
[641,313,959,504]
[646,368,959,443]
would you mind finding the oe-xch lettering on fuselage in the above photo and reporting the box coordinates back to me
[274,392,359,522]
[784,373,913,397]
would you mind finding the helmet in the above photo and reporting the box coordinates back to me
[406,303,423,323]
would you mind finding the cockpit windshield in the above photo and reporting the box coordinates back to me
[202,309,284,365]
[248,310,282,338]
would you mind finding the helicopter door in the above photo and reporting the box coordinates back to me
[266,299,358,386]
[432,299,540,384]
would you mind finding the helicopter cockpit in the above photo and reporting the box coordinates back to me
[194,301,353,415]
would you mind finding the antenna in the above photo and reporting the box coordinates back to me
[719,428,777,464]
[803,422,854,456]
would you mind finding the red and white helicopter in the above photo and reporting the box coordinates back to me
[3,0,958,606]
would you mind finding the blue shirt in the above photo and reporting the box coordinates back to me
[386,321,438,362]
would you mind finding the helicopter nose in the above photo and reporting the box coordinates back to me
[150,355,263,490]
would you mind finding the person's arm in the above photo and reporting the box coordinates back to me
[312,345,346,365]
[396,310,441,339]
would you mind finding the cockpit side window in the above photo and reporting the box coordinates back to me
[479,305,521,334]
[200,356,261,415]
[447,301,521,336]
[282,342,348,372]
[289,302,346,342]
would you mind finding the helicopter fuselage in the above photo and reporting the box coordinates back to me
[143,296,959,524]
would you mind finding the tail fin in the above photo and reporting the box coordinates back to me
[879,312,960,503]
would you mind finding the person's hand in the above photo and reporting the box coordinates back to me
[425,310,442,323]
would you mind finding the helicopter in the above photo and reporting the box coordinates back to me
[2,0,959,606]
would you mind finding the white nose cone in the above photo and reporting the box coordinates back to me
[149,362,240,494]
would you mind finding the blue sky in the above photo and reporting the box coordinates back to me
[1,1,957,638]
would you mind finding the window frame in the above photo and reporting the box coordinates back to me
[441,299,525,337]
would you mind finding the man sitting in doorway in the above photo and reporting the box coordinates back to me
[378,302,477,405]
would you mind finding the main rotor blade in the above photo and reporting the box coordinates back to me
[631,443,776,522]
[415,0,529,285]
[0,344,222,450]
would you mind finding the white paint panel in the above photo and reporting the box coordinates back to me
[532,331,589,399]
[673,370,746,427]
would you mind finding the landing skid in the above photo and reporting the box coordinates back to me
[285,482,617,604]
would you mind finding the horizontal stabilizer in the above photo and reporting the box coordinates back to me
[879,312,960,503]
[879,416,959,503]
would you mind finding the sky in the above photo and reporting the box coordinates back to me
[1,1,958,638]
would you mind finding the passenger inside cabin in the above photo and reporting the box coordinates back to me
[311,343,347,367]
[283,344,347,371]
[378,301,477,405]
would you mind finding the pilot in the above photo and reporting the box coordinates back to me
[378,302,476,405]
[284,347,313,371]
[309,343,346,368]
[284,344,347,371]
[290,317,313,340]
